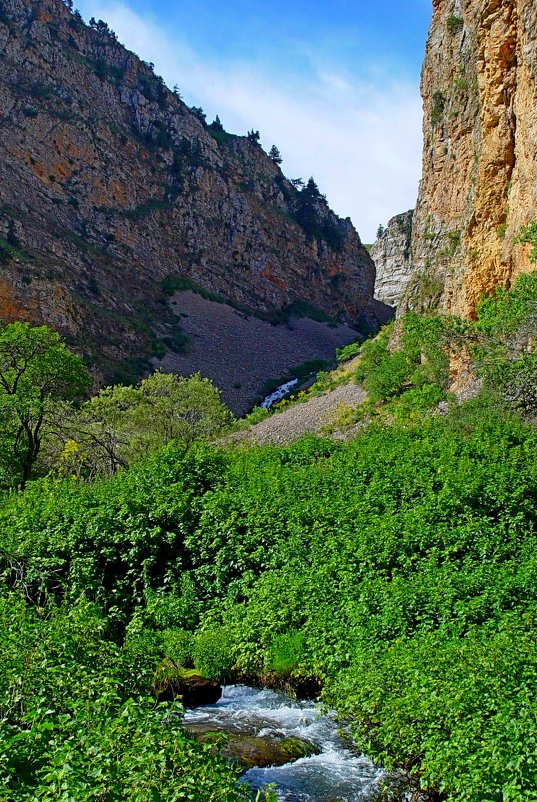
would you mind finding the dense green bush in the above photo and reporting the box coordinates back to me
[2,406,537,799]
[354,314,450,409]
[266,630,305,676]
[1,274,537,800]
[336,339,361,363]
[192,627,235,682]
[162,627,195,668]
[0,596,252,801]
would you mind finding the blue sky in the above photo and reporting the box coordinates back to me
[77,0,432,241]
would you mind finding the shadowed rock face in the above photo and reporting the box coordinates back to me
[0,0,388,383]
[409,0,537,317]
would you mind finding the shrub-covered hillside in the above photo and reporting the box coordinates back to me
[1,272,536,801]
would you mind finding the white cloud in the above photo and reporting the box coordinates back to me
[78,1,423,242]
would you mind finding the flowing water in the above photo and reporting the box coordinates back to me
[184,685,382,802]
[260,379,299,409]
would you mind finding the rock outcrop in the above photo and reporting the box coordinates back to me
[371,210,413,307]
[0,0,388,382]
[153,663,222,706]
[409,0,537,317]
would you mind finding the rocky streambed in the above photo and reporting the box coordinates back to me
[184,685,382,802]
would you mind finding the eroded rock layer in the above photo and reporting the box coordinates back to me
[410,0,537,316]
[371,210,413,307]
[0,0,387,381]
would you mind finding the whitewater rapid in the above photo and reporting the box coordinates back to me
[184,685,382,802]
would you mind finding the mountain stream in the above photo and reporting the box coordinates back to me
[184,685,382,802]
[260,379,299,409]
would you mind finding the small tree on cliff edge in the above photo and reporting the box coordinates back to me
[268,145,282,164]
[0,322,90,487]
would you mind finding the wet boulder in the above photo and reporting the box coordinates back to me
[186,726,319,769]
[153,662,222,707]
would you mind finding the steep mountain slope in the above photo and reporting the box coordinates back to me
[410,0,537,316]
[0,0,387,384]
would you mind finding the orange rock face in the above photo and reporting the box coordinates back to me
[411,0,537,317]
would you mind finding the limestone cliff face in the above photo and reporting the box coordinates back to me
[0,0,386,380]
[410,0,537,317]
[371,210,413,307]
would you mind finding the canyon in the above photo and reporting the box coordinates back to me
[0,0,388,391]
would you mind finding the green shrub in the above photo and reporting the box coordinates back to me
[354,314,450,409]
[390,384,447,422]
[0,596,252,801]
[365,350,411,402]
[266,630,304,675]
[3,271,537,800]
[336,340,361,363]
[473,271,537,413]
[431,90,446,128]
[162,628,194,668]
[193,627,235,682]
[515,220,537,262]
[447,15,464,34]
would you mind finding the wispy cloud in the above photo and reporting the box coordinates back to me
[78,1,423,242]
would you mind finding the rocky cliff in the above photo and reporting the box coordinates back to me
[0,0,387,383]
[371,210,413,307]
[409,0,537,317]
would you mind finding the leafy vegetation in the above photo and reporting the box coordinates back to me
[446,15,464,34]
[0,323,90,487]
[1,273,537,800]
[294,178,346,251]
[0,598,259,801]
[336,339,361,363]
[431,90,447,128]
[515,220,537,263]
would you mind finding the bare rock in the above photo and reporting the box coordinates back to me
[0,0,388,384]
[409,0,537,317]
[371,210,413,308]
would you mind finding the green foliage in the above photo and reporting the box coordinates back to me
[515,220,537,263]
[0,322,90,487]
[0,442,227,620]
[280,299,333,323]
[473,271,537,414]
[0,237,30,264]
[2,276,537,800]
[266,630,304,676]
[161,275,224,303]
[446,15,464,34]
[431,90,446,128]
[294,178,345,251]
[388,383,447,423]
[53,371,232,477]
[446,229,461,255]
[193,628,235,683]
[268,145,282,164]
[354,315,450,408]
[2,402,537,799]
[0,596,252,801]
[336,339,361,363]
[162,628,195,668]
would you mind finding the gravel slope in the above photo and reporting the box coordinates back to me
[230,382,366,445]
[158,291,360,415]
